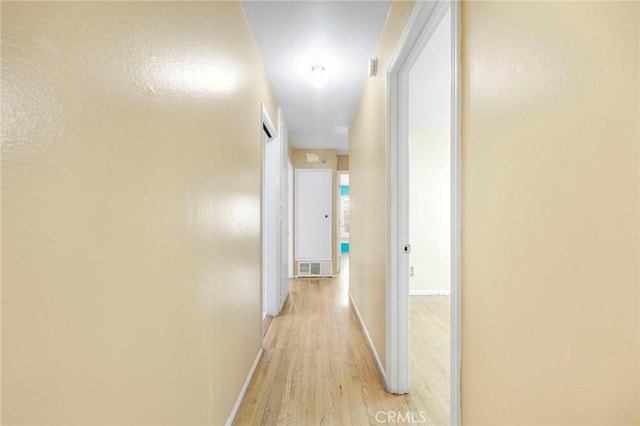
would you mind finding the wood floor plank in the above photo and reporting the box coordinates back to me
[410,295,451,425]
[233,268,450,426]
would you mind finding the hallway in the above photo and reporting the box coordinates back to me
[2,2,638,424]
[234,266,442,425]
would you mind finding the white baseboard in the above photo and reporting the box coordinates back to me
[410,289,451,296]
[225,347,263,426]
[348,291,387,384]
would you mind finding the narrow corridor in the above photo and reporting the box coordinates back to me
[234,266,441,425]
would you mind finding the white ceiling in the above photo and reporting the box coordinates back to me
[242,1,391,155]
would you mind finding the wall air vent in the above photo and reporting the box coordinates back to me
[298,262,332,277]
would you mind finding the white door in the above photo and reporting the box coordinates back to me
[295,169,332,261]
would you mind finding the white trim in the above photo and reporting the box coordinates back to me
[261,103,277,139]
[386,1,462,424]
[287,157,295,279]
[225,348,264,426]
[450,2,463,424]
[349,292,387,384]
[277,108,289,314]
[261,104,279,320]
[410,290,451,296]
[386,0,449,395]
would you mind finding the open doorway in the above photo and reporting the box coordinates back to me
[386,1,461,424]
[337,172,350,284]
[407,6,452,424]
[261,104,279,335]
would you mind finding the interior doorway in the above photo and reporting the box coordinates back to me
[407,7,452,424]
[336,172,350,278]
[386,1,461,424]
[261,104,278,334]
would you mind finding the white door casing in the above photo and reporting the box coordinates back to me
[261,104,280,318]
[386,1,461,425]
[278,109,290,310]
[287,159,294,278]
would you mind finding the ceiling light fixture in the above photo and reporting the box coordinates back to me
[309,64,328,88]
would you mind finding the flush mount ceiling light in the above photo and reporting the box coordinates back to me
[309,64,328,88]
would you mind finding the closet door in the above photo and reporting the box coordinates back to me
[295,169,332,261]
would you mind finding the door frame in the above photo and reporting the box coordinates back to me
[386,0,462,424]
[287,158,294,279]
[278,109,290,311]
[261,103,278,329]
[336,171,350,269]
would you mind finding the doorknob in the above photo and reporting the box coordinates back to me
[324,214,329,218]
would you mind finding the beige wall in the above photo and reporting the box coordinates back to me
[349,0,416,368]
[291,148,339,274]
[461,2,639,423]
[1,2,276,425]
[291,148,338,170]
[409,128,451,294]
[337,155,349,171]
[351,0,639,422]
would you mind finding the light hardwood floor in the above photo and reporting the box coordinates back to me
[234,267,449,425]
[410,295,450,425]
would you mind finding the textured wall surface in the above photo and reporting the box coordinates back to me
[1,2,276,424]
[337,155,349,171]
[349,0,415,368]
[461,1,639,423]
